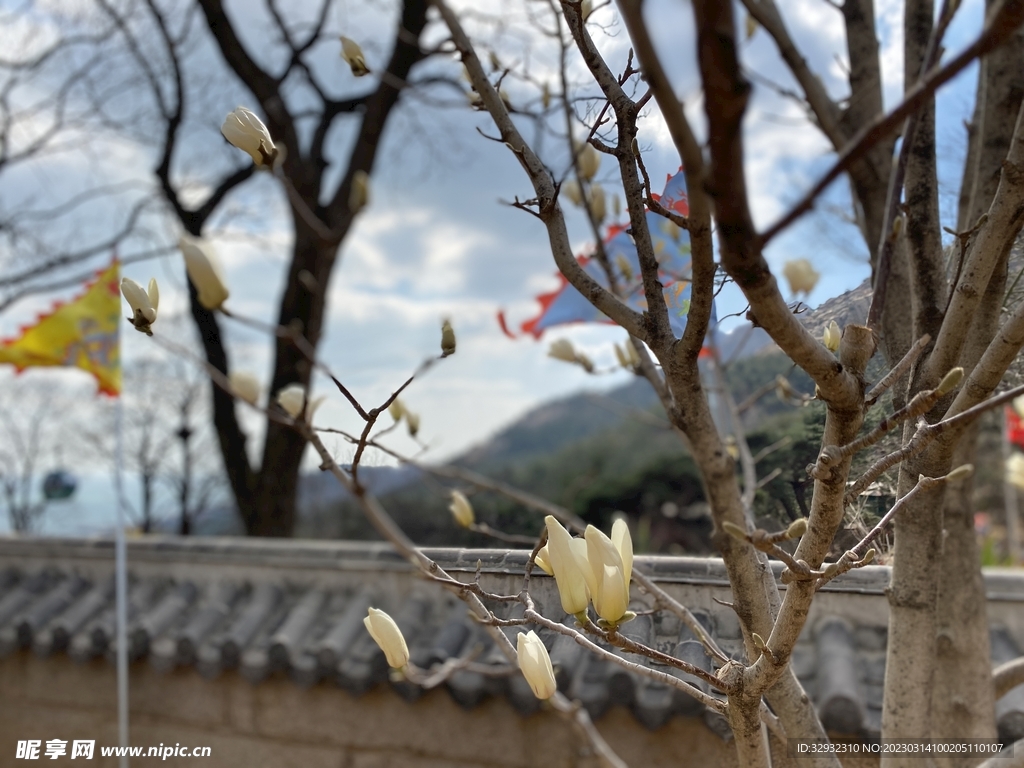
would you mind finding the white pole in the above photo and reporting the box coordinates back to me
[114,348,130,767]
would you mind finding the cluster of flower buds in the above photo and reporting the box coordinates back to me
[782,258,820,296]
[362,606,556,702]
[560,179,606,223]
[120,277,159,336]
[547,338,594,373]
[538,516,634,628]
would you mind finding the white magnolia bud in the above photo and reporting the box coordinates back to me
[581,0,593,21]
[229,371,261,406]
[276,384,325,422]
[364,608,409,668]
[517,630,557,700]
[340,36,371,77]
[823,320,841,353]
[179,234,230,310]
[349,170,371,213]
[449,490,474,528]
[221,107,277,167]
[120,277,158,334]
[782,259,819,296]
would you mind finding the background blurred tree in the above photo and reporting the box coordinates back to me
[0,0,436,536]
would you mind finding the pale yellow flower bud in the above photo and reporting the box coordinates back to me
[823,320,841,353]
[581,0,593,21]
[349,170,370,213]
[577,142,600,181]
[229,371,261,406]
[545,516,590,616]
[517,630,557,700]
[786,518,808,539]
[615,254,633,282]
[179,234,229,310]
[449,490,474,528]
[548,338,577,363]
[364,608,409,668]
[661,220,681,241]
[724,436,739,460]
[276,384,325,422]
[945,464,974,483]
[936,367,964,396]
[534,545,553,576]
[221,107,278,167]
[782,258,819,296]
[406,410,421,438]
[388,398,405,422]
[340,36,370,77]
[562,179,583,207]
[441,318,456,357]
[588,183,606,223]
[583,522,631,625]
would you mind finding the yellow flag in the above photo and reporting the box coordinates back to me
[0,261,121,395]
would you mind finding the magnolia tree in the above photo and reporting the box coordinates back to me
[42,0,1024,764]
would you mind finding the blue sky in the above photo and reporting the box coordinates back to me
[0,0,989,509]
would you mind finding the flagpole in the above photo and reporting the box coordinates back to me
[114,321,130,768]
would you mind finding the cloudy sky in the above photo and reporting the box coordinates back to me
[0,0,988,491]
